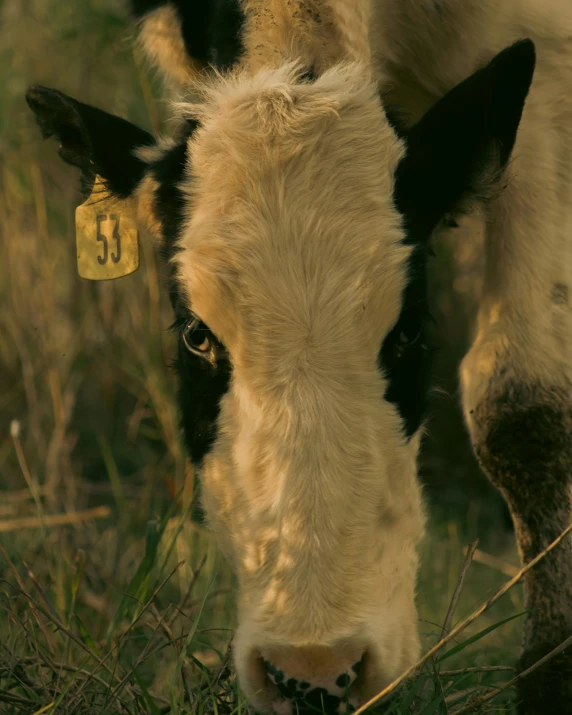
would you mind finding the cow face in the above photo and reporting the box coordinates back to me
[27,39,535,714]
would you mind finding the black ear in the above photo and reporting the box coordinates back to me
[393,38,536,239]
[25,85,155,198]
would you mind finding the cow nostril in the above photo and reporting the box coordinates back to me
[262,655,363,714]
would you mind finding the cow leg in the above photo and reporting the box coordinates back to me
[455,58,572,705]
[465,377,572,712]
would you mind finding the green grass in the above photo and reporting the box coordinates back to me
[0,500,525,714]
[0,1,529,713]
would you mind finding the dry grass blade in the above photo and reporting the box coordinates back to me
[415,539,479,709]
[439,540,479,648]
[10,425,46,531]
[352,520,572,715]
[438,666,514,676]
[0,505,111,532]
[450,631,572,714]
[1,486,50,503]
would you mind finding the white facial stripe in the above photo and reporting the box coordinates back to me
[175,62,410,351]
[168,61,425,713]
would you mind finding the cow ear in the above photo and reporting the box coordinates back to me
[393,38,536,238]
[25,85,155,199]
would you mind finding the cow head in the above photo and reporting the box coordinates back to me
[26,38,535,714]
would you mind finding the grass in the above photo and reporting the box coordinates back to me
[0,1,545,713]
[0,493,528,714]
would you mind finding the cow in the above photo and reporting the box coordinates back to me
[25,1,572,713]
[369,2,572,712]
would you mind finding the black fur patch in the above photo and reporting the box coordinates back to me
[471,381,572,534]
[517,640,572,715]
[380,39,536,438]
[471,380,572,715]
[173,334,232,465]
[148,125,232,466]
[149,126,196,281]
[206,0,245,70]
[378,245,434,438]
[130,0,245,70]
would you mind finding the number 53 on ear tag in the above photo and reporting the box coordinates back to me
[75,177,139,280]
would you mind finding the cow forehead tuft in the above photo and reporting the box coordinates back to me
[175,61,393,144]
[169,65,409,352]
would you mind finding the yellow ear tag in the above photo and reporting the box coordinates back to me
[75,176,140,280]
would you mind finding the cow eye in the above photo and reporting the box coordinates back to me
[394,327,423,360]
[182,318,213,356]
[398,330,421,347]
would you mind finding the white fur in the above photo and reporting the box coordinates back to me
[170,62,425,711]
[131,0,572,710]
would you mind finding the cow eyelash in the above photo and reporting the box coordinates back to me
[170,314,217,358]
[170,314,228,366]
[182,318,213,355]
